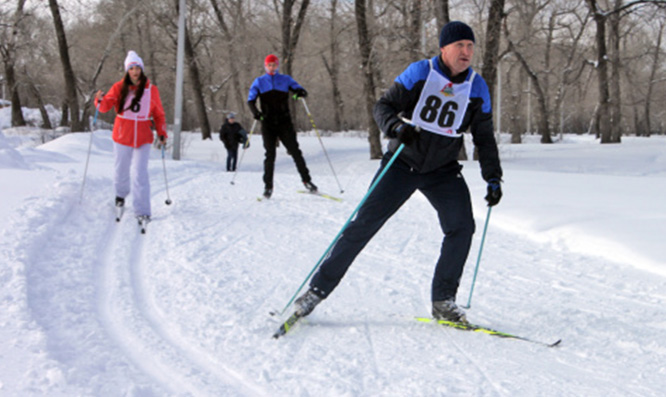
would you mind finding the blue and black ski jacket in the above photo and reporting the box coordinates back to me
[247,73,304,125]
[374,55,502,182]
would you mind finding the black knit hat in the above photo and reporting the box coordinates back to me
[439,21,475,48]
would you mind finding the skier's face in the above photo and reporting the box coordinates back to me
[440,40,474,77]
[128,65,142,85]
[265,62,278,75]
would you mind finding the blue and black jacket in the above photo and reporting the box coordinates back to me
[247,72,304,125]
[374,55,502,182]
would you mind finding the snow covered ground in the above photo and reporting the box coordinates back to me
[1,116,665,396]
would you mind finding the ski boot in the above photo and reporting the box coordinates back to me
[432,299,467,323]
[294,288,323,317]
[303,181,318,193]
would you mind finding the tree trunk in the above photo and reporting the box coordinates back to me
[433,0,450,28]
[48,0,84,132]
[407,0,422,62]
[1,0,27,127]
[184,26,211,140]
[585,0,612,143]
[481,0,504,106]
[508,40,552,143]
[60,101,69,127]
[476,0,504,160]
[281,0,310,76]
[644,20,663,137]
[322,0,345,131]
[28,81,53,130]
[355,0,382,159]
[4,60,25,127]
[209,0,246,123]
[609,0,622,142]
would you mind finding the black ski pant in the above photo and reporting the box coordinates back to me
[310,153,476,302]
[261,121,311,189]
[226,147,238,171]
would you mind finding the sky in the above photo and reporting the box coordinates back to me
[1,105,665,396]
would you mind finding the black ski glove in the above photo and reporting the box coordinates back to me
[293,88,308,99]
[391,122,419,145]
[485,178,502,207]
[253,112,264,121]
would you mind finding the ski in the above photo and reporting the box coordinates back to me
[297,190,342,202]
[115,205,125,222]
[416,317,561,348]
[137,216,150,234]
[273,311,304,339]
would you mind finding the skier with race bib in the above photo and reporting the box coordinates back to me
[94,50,167,225]
[293,21,503,323]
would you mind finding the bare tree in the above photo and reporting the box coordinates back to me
[280,0,311,75]
[321,0,347,131]
[584,0,665,143]
[26,77,53,129]
[209,0,247,124]
[408,0,423,62]
[504,6,554,144]
[481,0,505,105]
[355,0,382,159]
[48,0,84,132]
[609,0,623,142]
[184,26,212,140]
[0,0,27,126]
[433,0,450,28]
[644,19,664,136]
[81,1,146,131]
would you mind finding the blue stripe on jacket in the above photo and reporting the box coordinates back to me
[395,56,492,114]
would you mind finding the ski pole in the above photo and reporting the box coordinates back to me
[79,105,100,203]
[461,205,492,309]
[230,119,257,185]
[161,144,172,205]
[299,98,344,194]
[275,142,406,316]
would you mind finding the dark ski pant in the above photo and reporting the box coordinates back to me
[226,147,238,171]
[310,153,476,302]
[261,121,311,189]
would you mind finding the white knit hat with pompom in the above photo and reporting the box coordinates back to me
[124,51,144,72]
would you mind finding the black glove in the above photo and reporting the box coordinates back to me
[253,112,264,121]
[243,140,250,149]
[294,88,307,99]
[391,122,418,145]
[485,178,502,207]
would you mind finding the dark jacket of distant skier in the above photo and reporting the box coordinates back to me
[219,118,248,151]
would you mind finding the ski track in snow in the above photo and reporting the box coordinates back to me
[3,132,666,396]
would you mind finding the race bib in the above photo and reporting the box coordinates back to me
[119,85,152,121]
[412,60,475,138]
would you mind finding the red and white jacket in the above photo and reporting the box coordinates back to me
[96,79,167,148]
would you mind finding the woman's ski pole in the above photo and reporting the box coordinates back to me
[79,105,100,203]
[275,142,406,316]
[461,205,492,309]
[299,98,344,193]
[161,144,172,205]
[230,119,257,185]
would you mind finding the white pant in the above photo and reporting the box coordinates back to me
[114,142,152,216]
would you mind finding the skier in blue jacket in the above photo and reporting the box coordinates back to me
[247,54,317,199]
[293,21,503,323]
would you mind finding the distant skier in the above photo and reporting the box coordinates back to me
[219,112,249,172]
[292,21,503,323]
[247,54,317,199]
[94,50,168,223]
